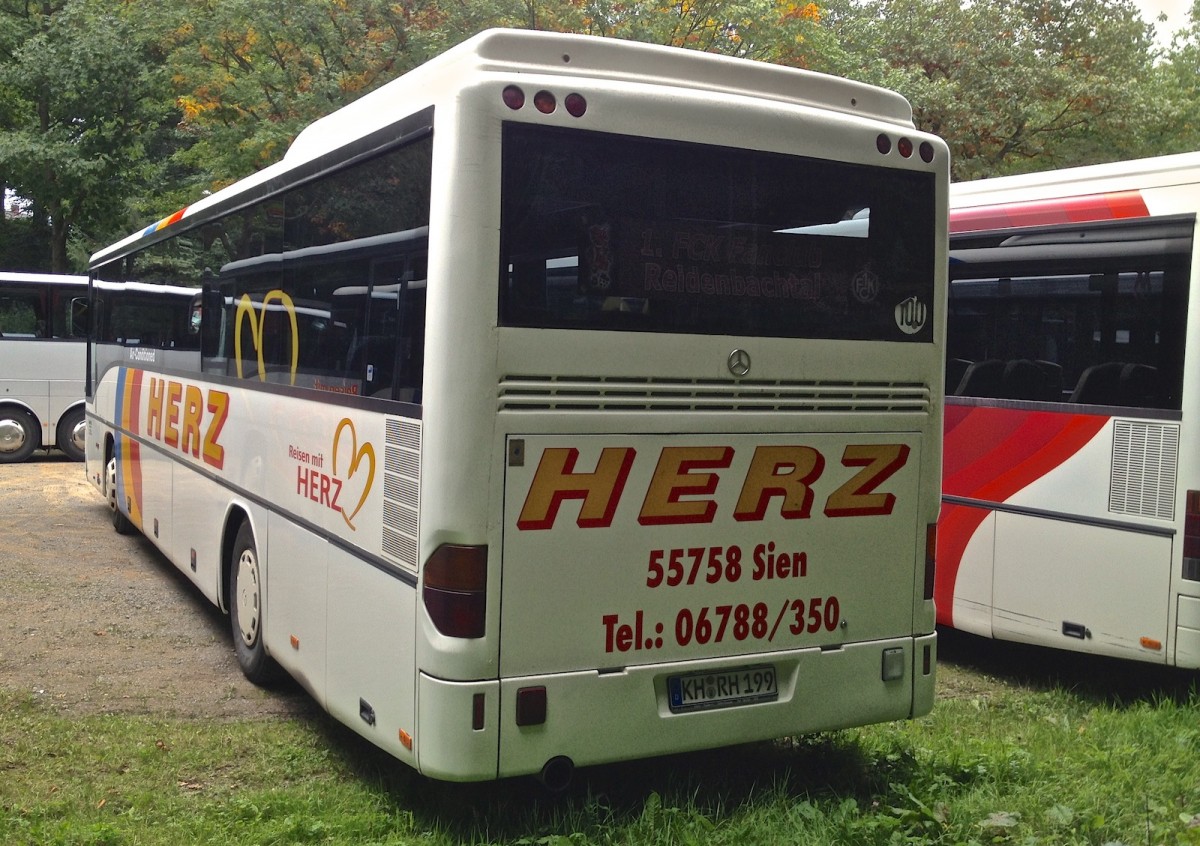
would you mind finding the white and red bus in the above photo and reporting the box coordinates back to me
[0,271,89,462]
[86,29,946,784]
[939,150,1200,667]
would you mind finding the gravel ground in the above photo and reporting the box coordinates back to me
[0,453,308,718]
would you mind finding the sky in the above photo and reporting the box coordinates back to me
[1135,0,1193,46]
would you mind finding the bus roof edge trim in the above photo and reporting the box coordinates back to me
[285,28,915,166]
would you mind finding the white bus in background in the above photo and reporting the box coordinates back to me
[939,150,1200,667]
[0,271,88,462]
[86,29,947,785]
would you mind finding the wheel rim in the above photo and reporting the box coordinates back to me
[105,458,119,511]
[0,417,27,455]
[69,418,87,454]
[235,548,262,648]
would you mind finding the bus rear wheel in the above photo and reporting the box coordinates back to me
[0,407,39,464]
[56,406,86,462]
[230,521,283,686]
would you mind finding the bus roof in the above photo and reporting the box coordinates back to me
[92,28,916,268]
[0,271,89,286]
[949,150,1200,233]
[287,29,914,164]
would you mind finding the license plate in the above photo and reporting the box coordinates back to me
[667,664,778,713]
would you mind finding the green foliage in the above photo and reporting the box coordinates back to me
[1,0,1199,265]
[813,0,1165,179]
[4,665,1200,846]
[0,0,175,270]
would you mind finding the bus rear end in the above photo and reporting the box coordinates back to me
[413,36,945,782]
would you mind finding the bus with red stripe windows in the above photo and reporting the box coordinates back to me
[86,29,947,785]
[939,150,1200,667]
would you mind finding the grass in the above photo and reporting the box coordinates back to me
[4,631,1200,845]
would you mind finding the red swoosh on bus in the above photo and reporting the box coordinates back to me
[949,190,1149,234]
[936,405,1109,624]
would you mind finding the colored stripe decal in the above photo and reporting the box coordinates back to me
[114,368,145,531]
[935,405,1109,625]
[949,190,1150,233]
[141,206,189,238]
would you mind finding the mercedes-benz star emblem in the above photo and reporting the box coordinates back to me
[727,348,751,377]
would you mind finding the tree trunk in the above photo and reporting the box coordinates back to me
[50,211,69,273]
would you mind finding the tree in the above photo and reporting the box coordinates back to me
[1148,0,1200,154]
[811,0,1160,179]
[0,0,174,271]
[163,0,439,189]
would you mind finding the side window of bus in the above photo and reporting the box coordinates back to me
[0,287,47,338]
[64,295,89,338]
[947,267,1188,410]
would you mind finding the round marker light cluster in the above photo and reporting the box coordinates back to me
[876,133,936,163]
[502,85,588,118]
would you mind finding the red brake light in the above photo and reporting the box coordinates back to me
[534,90,556,114]
[502,85,525,110]
[898,137,914,158]
[564,93,587,117]
[423,544,487,638]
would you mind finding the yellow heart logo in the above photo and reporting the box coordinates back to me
[332,418,375,531]
[233,290,299,385]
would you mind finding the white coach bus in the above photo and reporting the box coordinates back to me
[0,271,88,462]
[940,150,1200,667]
[86,29,947,784]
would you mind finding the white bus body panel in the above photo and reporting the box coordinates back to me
[943,150,1200,667]
[0,340,84,448]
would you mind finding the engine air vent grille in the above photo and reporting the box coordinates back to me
[1110,420,1179,521]
[382,417,421,572]
[499,375,931,414]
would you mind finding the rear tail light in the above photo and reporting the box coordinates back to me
[1184,491,1200,581]
[533,90,557,114]
[502,85,525,110]
[501,86,587,118]
[423,544,487,637]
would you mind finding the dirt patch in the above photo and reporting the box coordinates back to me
[0,454,309,718]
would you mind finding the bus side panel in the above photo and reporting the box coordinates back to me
[326,554,419,770]
[936,501,996,637]
[140,439,174,554]
[1,337,84,449]
[170,457,230,607]
[1177,596,1200,666]
[992,513,1171,662]
[264,516,329,705]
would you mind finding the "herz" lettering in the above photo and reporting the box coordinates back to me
[516,443,910,530]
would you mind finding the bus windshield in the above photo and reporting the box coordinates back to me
[500,124,936,342]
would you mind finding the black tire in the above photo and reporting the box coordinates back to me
[0,406,39,464]
[56,406,86,462]
[105,455,134,535]
[230,521,284,685]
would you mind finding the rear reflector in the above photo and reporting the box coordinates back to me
[423,544,487,638]
[516,686,547,726]
[924,523,936,600]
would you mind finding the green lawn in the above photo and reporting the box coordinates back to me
[4,630,1200,846]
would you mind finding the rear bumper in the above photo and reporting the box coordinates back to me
[416,632,936,781]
